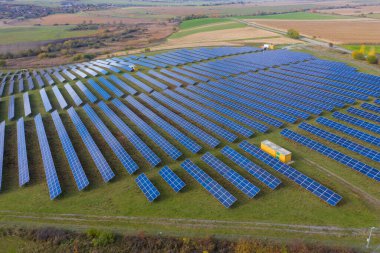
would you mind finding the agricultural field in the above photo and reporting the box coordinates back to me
[342,45,380,54]
[236,11,354,20]
[0,46,379,250]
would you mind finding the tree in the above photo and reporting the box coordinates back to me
[367,47,378,64]
[287,28,300,39]
[0,60,6,67]
[352,50,365,60]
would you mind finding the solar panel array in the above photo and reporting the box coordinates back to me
[135,173,160,202]
[332,112,380,135]
[239,141,343,206]
[17,118,29,187]
[281,129,380,182]
[23,92,32,116]
[181,159,237,208]
[0,122,5,190]
[159,166,185,192]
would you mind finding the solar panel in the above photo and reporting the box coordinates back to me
[64,84,83,106]
[39,88,53,112]
[281,129,380,182]
[239,141,343,206]
[71,68,87,78]
[98,77,124,97]
[97,101,160,167]
[87,79,111,100]
[299,122,380,162]
[18,78,24,92]
[361,103,380,114]
[332,112,380,135]
[52,86,68,109]
[112,98,182,160]
[82,104,138,174]
[135,173,160,202]
[123,73,153,93]
[51,111,89,190]
[221,146,281,190]
[34,114,62,200]
[109,75,137,95]
[67,107,115,182]
[63,69,77,80]
[136,72,168,90]
[172,67,209,82]
[316,117,380,148]
[23,92,32,117]
[160,69,196,85]
[27,77,34,90]
[148,70,182,87]
[126,96,202,154]
[181,159,237,208]
[17,118,29,186]
[75,81,98,103]
[8,80,14,95]
[139,93,220,148]
[8,95,15,120]
[348,107,380,123]
[159,166,185,192]
[0,122,5,190]
[202,152,260,198]
[152,91,237,142]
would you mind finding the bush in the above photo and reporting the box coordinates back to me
[86,229,115,247]
[287,28,300,39]
[367,54,378,64]
[144,48,151,53]
[352,50,365,60]
[0,60,6,67]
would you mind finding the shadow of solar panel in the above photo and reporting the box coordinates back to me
[83,104,138,174]
[239,141,342,206]
[280,129,380,182]
[17,118,29,187]
[135,173,160,202]
[221,146,281,190]
[181,159,237,208]
[202,152,260,198]
[159,166,185,192]
[97,101,161,167]
[67,107,115,182]
[51,111,89,191]
[34,114,62,200]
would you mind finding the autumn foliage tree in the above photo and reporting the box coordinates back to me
[287,28,300,39]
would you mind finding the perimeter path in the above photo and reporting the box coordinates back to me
[234,19,351,54]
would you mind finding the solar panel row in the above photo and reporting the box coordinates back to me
[17,118,29,187]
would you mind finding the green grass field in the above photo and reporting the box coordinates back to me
[178,18,233,30]
[236,12,354,20]
[0,48,379,248]
[0,26,98,45]
[342,44,380,54]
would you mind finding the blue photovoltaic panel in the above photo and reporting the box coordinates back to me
[97,101,160,167]
[0,122,4,190]
[148,70,182,87]
[51,111,89,190]
[63,69,77,80]
[159,166,185,192]
[87,79,111,100]
[316,117,380,147]
[23,92,32,116]
[221,146,281,190]
[375,99,380,105]
[299,122,380,162]
[160,69,196,85]
[348,107,380,123]
[172,67,209,82]
[8,95,15,120]
[52,86,68,109]
[152,91,237,142]
[135,173,160,202]
[39,88,53,112]
[123,73,153,93]
[82,104,138,174]
[126,96,202,154]
[98,77,124,97]
[64,84,83,106]
[181,159,237,208]
[332,111,380,135]
[17,118,29,186]
[75,81,97,103]
[239,141,342,206]
[202,152,260,198]
[281,129,380,182]
[67,107,115,182]
[139,93,220,148]
[34,114,62,200]
[109,75,137,95]
[113,98,182,160]
[18,78,24,92]
[136,72,168,90]
[361,103,380,114]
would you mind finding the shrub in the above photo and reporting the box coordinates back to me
[0,60,6,67]
[72,54,83,61]
[144,48,151,53]
[352,50,365,60]
[38,52,48,59]
[367,54,378,64]
[287,28,300,39]
[86,229,115,247]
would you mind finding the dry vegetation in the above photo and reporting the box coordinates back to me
[317,5,380,16]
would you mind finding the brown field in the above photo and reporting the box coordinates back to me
[318,5,380,15]
[252,19,380,44]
